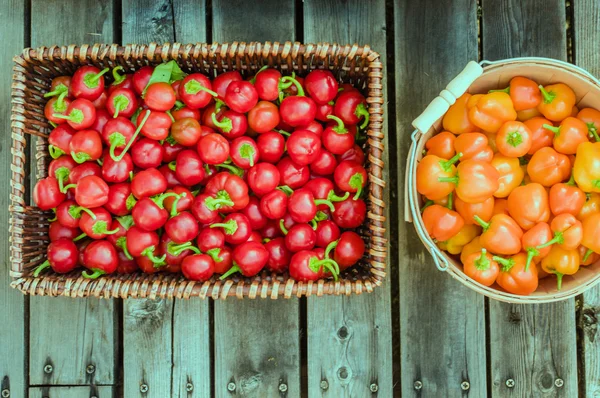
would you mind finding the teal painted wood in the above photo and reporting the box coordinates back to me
[210,3,301,397]
[481,1,578,397]
[395,0,488,396]
[303,1,393,397]
[29,386,113,398]
[0,2,26,398]
[28,0,117,386]
[573,1,600,396]
[121,1,211,397]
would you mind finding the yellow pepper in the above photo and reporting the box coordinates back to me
[460,236,483,264]
[578,193,600,220]
[438,224,481,255]
[442,93,479,135]
[573,142,600,192]
[467,92,517,133]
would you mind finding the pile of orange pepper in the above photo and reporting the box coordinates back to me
[417,76,600,295]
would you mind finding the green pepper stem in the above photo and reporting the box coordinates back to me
[153,192,181,209]
[543,123,560,135]
[583,248,594,263]
[113,110,151,162]
[277,185,294,196]
[219,264,241,280]
[524,247,539,271]
[44,84,68,98]
[211,113,232,132]
[169,193,186,217]
[474,249,491,271]
[277,129,291,137]
[314,199,335,213]
[420,200,434,212]
[63,183,77,191]
[492,255,515,272]
[556,272,564,290]
[538,85,556,104]
[473,215,490,231]
[32,260,51,277]
[328,190,349,202]
[82,268,105,279]
[280,76,305,96]
[87,68,110,86]
[73,232,87,242]
[447,192,453,210]
[209,219,238,235]
[438,176,459,184]
[142,246,167,265]
[535,232,563,249]
[204,196,234,211]
[586,122,600,142]
[48,145,65,159]
[325,240,338,259]
[112,66,126,85]
[216,163,243,177]
[488,87,510,94]
[355,103,370,130]
[279,219,288,235]
[326,115,348,134]
[440,152,463,171]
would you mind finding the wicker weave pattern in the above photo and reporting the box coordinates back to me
[9,42,386,299]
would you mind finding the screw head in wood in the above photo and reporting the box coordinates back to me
[414,380,423,390]
[555,378,564,388]
[320,380,329,390]
[370,383,378,392]
[279,383,288,392]
[1,389,10,398]
[43,364,53,374]
[506,379,515,388]
[227,382,236,392]
[338,367,349,380]
[86,364,95,374]
[461,381,470,390]
[186,383,194,392]
[140,384,149,393]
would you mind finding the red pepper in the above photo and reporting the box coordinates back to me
[260,189,289,220]
[131,138,164,169]
[334,90,369,129]
[82,240,118,279]
[286,130,322,166]
[106,215,134,259]
[315,219,341,248]
[137,110,172,141]
[253,68,287,101]
[163,139,186,163]
[181,254,215,281]
[101,116,137,161]
[321,115,356,155]
[56,199,88,228]
[170,150,205,186]
[163,186,194,214]
[210,213,252,245]
[196,227,225,252]
[70,65,109,101]
[230,137,260,169]
[72,175,109,208]
[265,237,291,273]
[311,150,338,176]
[44,76,72,100]
[106,88,138,118]
[44,93,72,126]
[102,151,133,183]
[203,172,250,212]
[49,221,80,242]
[289,250,340,281]
[277,157,310,189]
[334,160,367,200]
[171,106,201,121]
[337,144,365,165]
[279,76,317,127]
[164,211,199,244]
[105,183,136,216]
[225,80,258,113]
[211,109,248,140]
[32,238,79,277]
[197,133,230,165]
[305,70,339,105]
[131,168,167,199]
[170,117,202,147]
[48,156,77,193]
[332,197,367,229]
[191,193,221,224]
[247,163,280,197]
[108,66,133,95]
[144,82,177,112]
[90,109,111,135]
[327,231,365,270]
[48,124,76,159]
[179,73,217,109]
[281,221,316,252]
[126,226,165,266]
[69,129,103,163]
[132,191,183,231]
[54,98,97,130]
[256,131,285,163]
[288,188,335,223]
[220,241,269,279]
[79,207,120,240]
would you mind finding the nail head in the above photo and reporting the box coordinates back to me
[86,364,95,374]
[140,383,148,393]
[338,367,349,380]
[320,380,329,390]
[186,382,194,392]
[555,378,564,388]
[414,380,423,390]
[44,364,53,374]
[279,383,288,392]
[506,378,515,388]
[227,382,236,392]
[1,389,10,398]
[461,381,470,390]
[370,383,379,392]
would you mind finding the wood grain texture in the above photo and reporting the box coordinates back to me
[211,4,300,397]
[121,1,211,397]
[0,2,26,397]
[482,1,578,397]
[212,0,295,42]
[303,1,393,397]
[395,0,487,396]
[29,0,117,386]
[29,386,113,398]
[573,1,600,396]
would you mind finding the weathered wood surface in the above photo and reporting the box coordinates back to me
[574,1,600,397]
[28,0,117,387]
[0,2,26,398]
[121,1,211,397]
[303,1,393,397]
[29,386,113,398]
[482,1,578,397]
[211,3,301,397]
[395,0,487,396]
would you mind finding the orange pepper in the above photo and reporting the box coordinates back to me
[578,245,599,266]
[521,222,553,271]
[536,213,583,251]
[507,183,550,230]
[581,213,600,260]
[438,160,499,204]
[494,253,539,295]
[537,83,576,122]
[543,117,588,155]
[453,132,493,162]
[416,153,461,200]
[578,193,600,220]
[517,107,542,122]
[573,142,600,192]
[524,117,554,154]
[442,93,479,135]
[572,106,579,117]
[425,131,456,159]
[455,195,494,224]
[474,213,523,255]
[490,154,524,198]
[422,204,464,242]
[467,92,517,133]
[527,147,570,187]
[549,174,585,216]
[577,107,600,141]
[462,249,500,286]
[495,121,533,157]
[461,236,483,264]
[491,76,542,111]
[541,246,579,290]
[492,198,509,216]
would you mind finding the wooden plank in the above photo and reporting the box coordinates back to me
[211,3,300,397]
[573,1,600,396]
[481,1,578,397]
[29,386,113,398]
[28,0,117,386]
[303,1,393,397]
[0,2,26,398]
[121,2,211,397]
[395,1,487,396]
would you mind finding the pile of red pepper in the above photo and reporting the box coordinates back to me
[34,61,370,283]
[418,76,600,295]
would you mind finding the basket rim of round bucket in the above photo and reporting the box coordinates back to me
[406,56,600,304]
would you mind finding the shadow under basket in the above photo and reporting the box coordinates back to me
[10,42,387,299]
[406,57,600,304]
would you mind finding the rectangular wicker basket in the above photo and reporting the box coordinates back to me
[9,41,386,299]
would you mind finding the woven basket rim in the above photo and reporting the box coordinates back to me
[9,41,387,299]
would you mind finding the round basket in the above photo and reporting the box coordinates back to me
[405,57,600,304]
